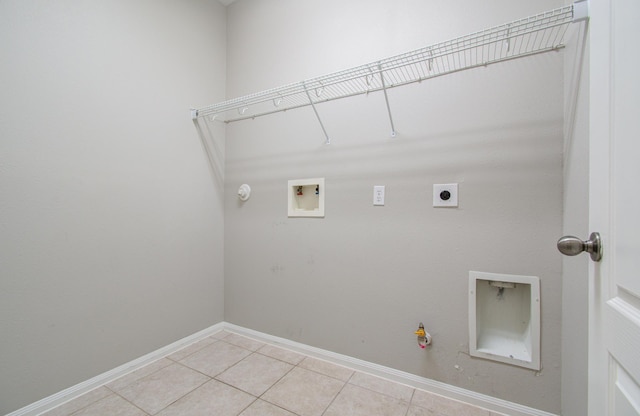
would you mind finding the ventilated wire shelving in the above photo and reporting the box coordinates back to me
[192,2,588,143]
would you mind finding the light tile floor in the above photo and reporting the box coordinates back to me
[42,331,507,416]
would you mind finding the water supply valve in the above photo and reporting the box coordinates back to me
[415,322,432,349]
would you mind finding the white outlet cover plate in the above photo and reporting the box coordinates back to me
[433,183,458,207]
[373,185,385,206]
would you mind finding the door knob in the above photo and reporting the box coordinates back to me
[557,232,602,262]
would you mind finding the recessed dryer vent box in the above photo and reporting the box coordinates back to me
[469,271,541,370]
[288,178,325,218]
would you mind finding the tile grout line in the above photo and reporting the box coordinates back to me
[247,343,346,416]
[297,356,355,383]
[403,389,417,416]
[124,363,211,416]
[232,396,258,416]
[223,344,315,416]
[72,390,151,416]
[196,344,299,415]
[233,333,421,416]
[219,334,417,416]
[44,390,108,416]
[162,336,286,415]
[251,351,302,415]
[318,369,354,416]
[113,393,150,416]
[346,372,417,405]
[256,354,297,398]
[163,336,221,363]
[156,377,210,415]
[254,345,305,367]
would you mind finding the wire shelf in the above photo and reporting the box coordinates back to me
[192,3,583,141]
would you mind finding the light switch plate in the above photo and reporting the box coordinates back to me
[373,185,385,206]
[433,183,458,207]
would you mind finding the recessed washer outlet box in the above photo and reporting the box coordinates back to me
[288,178,325,218]
[469,271,541,370]
[433,183,458,207]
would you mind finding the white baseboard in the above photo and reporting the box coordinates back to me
[7,322,225,416]
[9,322,558,416]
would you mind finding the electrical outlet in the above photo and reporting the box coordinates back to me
[373,185,385,206]
[433,183,458,207]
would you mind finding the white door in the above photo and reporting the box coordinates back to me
[589,0,640,414]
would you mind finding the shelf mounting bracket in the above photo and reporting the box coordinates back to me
[378,64,397,138]
[303,82,331,144]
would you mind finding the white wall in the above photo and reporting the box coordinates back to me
[224,0,564,413]
[561,12,590,416]
[0,1,226,413]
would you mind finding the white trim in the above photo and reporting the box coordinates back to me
[7,322,225,416]
[10,322,557,416]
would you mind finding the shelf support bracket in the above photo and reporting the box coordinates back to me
[378,64,397,138]
[303,82,331,144]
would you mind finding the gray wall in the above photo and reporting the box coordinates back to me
[224,0,564,413]
[0,1,226,413]
[561,12,590,416]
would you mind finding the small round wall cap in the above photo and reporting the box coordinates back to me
[238,184,251,201]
